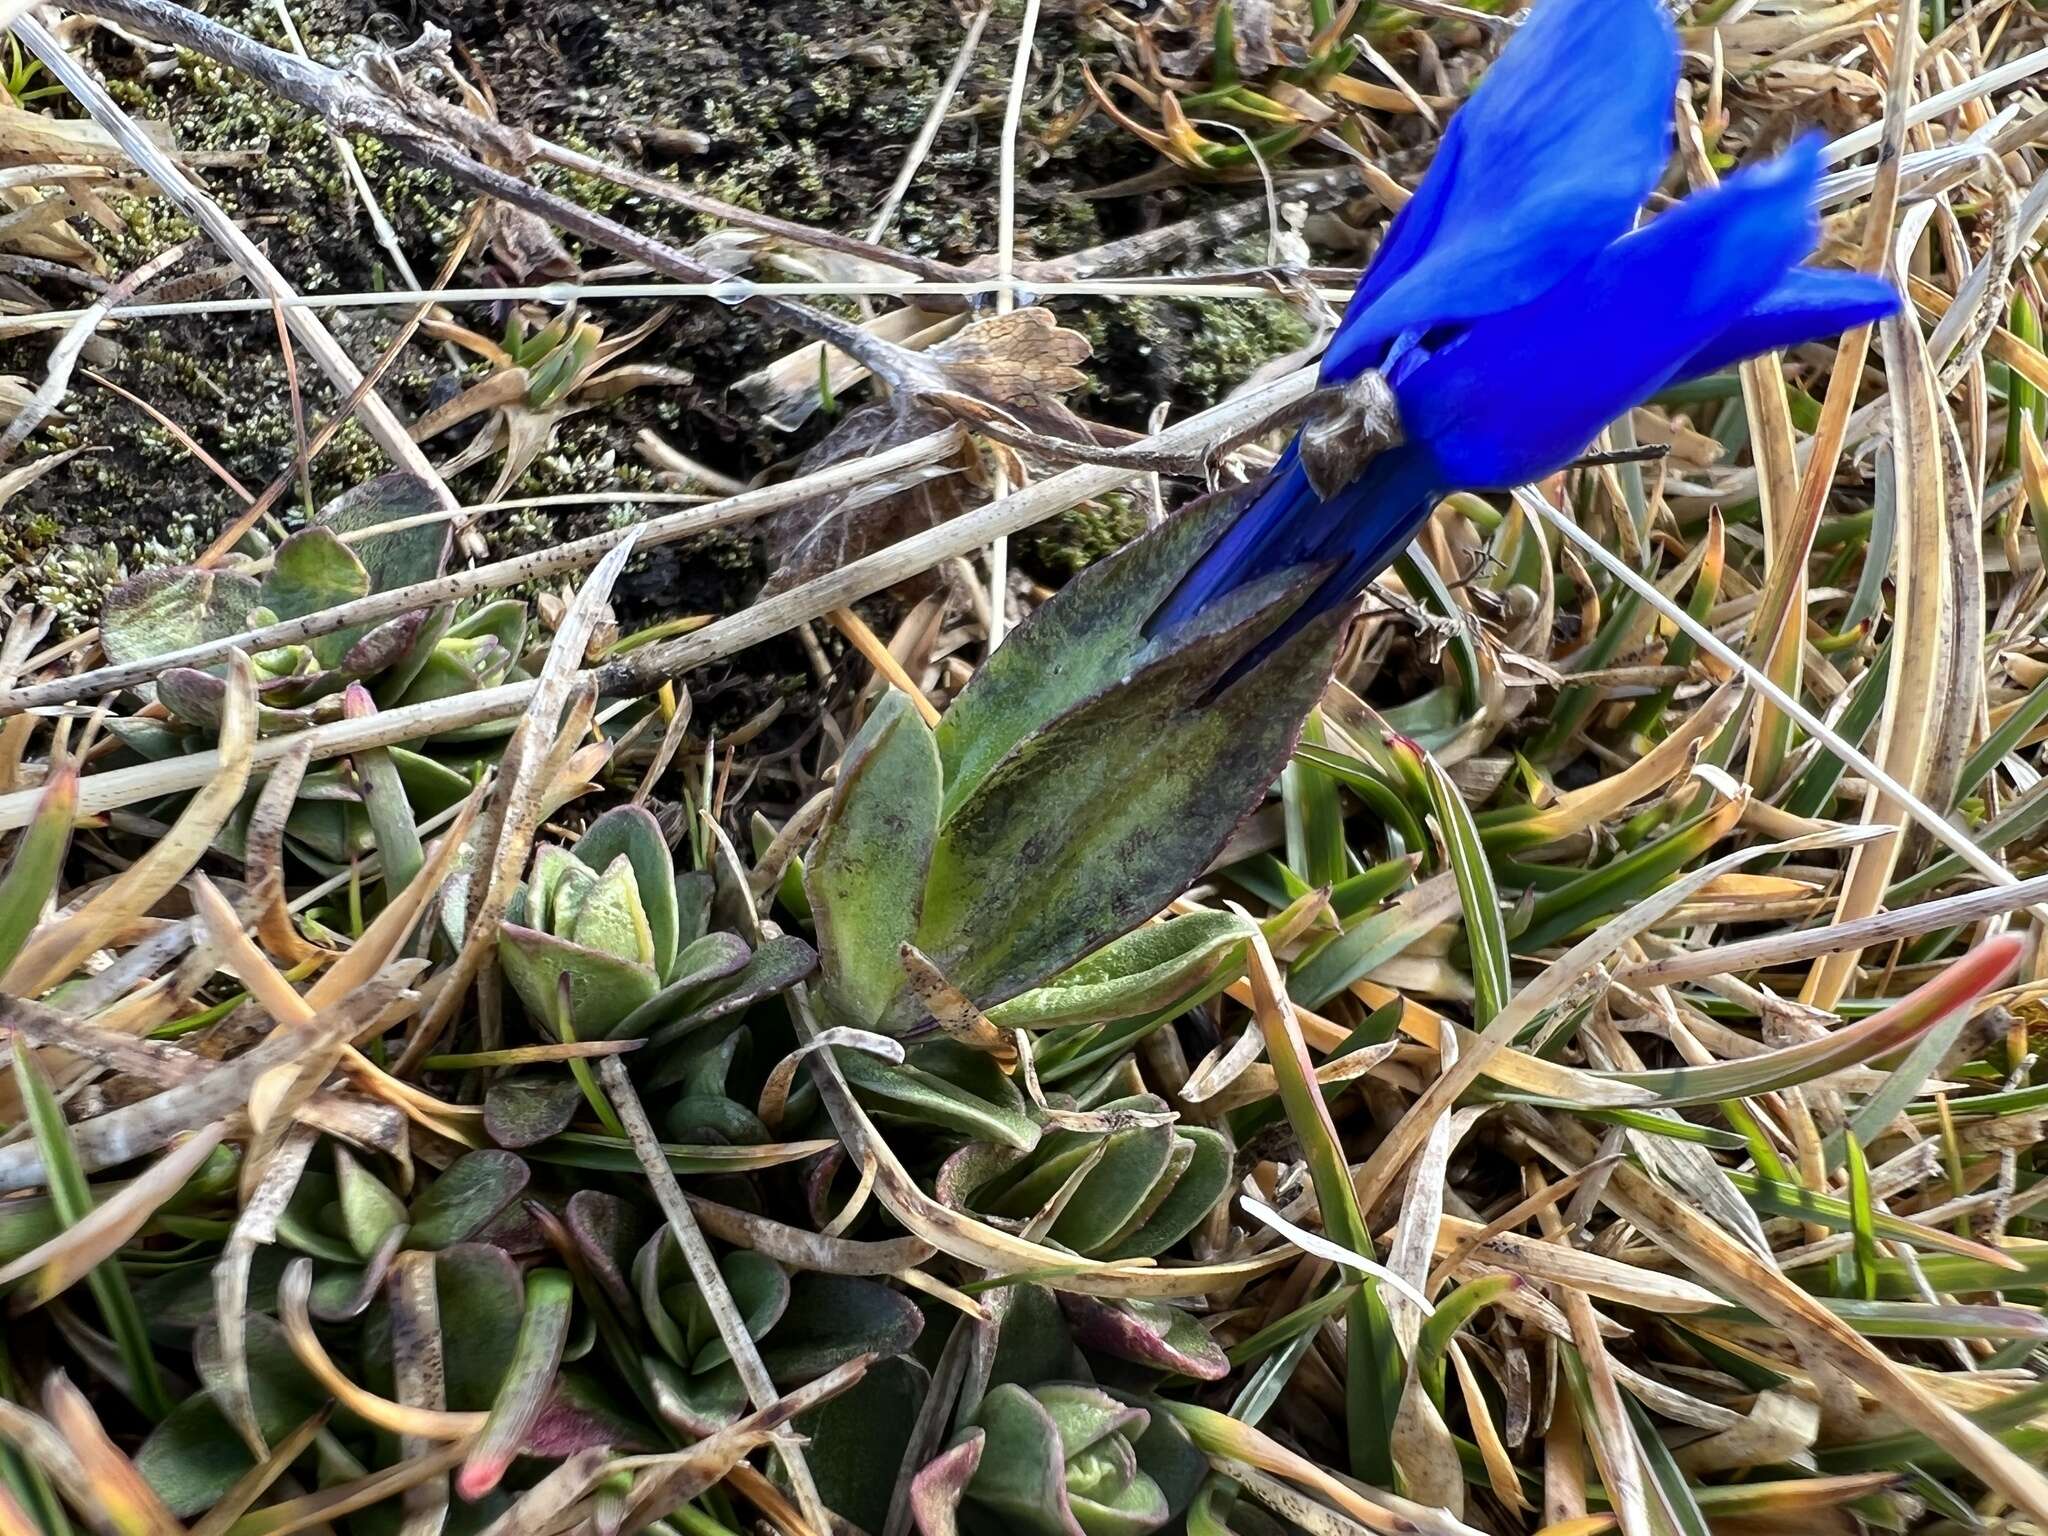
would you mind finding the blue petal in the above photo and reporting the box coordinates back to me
[1673,266,1899,381]
[1321,0,1678,383]
[1396,136,1829,489]
[1151,440,1443,638]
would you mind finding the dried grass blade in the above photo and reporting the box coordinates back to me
[278,1257,486,1439]
[1805,214,1956,1007]
[0,1121,224,1308]
[3,650,255,996]
[1349,825,1888,1209]
[397,531,640,1071]
[1244,927,1402,1483]
[243,738,325,965]
[1537,1113,2048,1526]
[38,1374,180,1536]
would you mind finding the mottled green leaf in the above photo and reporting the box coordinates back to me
[101,566,261,666]
[807,689,942,1031]
[917,490,1343,1012]
[987,911,1257,1031]
[757,1272,923,1384]
[572,805,678,981]
[408,1150,529,1250]
[838,1039,1039,1150]
[484,1075,586,1149]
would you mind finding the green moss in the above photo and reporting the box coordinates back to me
[1160,295,1311,400]
[1018,492,1147,580]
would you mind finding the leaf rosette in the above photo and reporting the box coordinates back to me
[498,804,816,1041]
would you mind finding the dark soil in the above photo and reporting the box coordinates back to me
[3,0,1317,699]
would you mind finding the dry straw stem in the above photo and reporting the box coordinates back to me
[984,0,1044,646]
[598,1056,830,1532]
[0,427,965,716]
[0,368,1313,829]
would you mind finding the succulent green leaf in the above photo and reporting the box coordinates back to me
[1058,1293,1229,1380]
[407,1149,530,1250]
[447,596,530,660]
[962,1383,1172,1536]
[986,911,1258,1031]
[988,1284,1078,1389]
[333,1145,407,1259]
[484,1074,586,1149]
[1047,1118,1174,1255]
[569,854,658,968]
[909,1431,984,1536]
[1098,1128,1230,1261]
[572,805,679,980]
[638,933,817,1048]
[260,527,372,667]
[689,1250,792,1368]
[436,1243,527,1412]
[960,1384,1086,1536]
[497,923,661,1039]
[101,566,261,666]
[807,689,943,1030]
[314,472,452,592]
[792,1353,930,1536]
[838,1038,1039,1151]
[755,1272,924,1384]
[138,1314,324,1517]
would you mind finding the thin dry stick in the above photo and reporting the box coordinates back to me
[0,240,191,462]
[1823,41,2048,162]
[13,13,461,517]
[826,608,943,727]
[0,369,1314,828]
[985,0,1041,648]
[0,277,1365,333]
[1617,868,2048,987]
[598,1057,830,1532]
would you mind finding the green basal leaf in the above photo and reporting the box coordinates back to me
[137,1314,324,1516]
[917,552,1342,1015]
[756,1272,923,1383]
[789,1353,929,1535]
[1098,1126,1230,1261]
[260,527,371,668]
[986,910,1258,1031]
[807,689,943,1032]
[837,1039,1040,1151]
[571,805,680,981]
[101,565,261,666]
[569,854,658,969]
[498,923,662,1039]
[407,1149,529,1250]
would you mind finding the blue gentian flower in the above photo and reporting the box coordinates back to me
[1151,0,1899,639]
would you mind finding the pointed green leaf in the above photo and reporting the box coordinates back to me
[806,690,942,1031]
